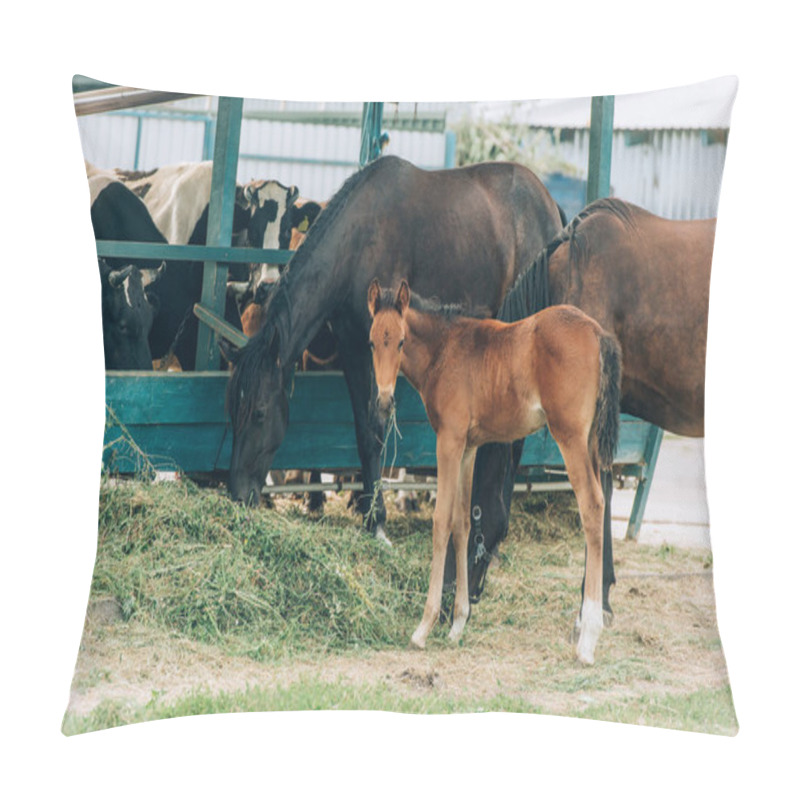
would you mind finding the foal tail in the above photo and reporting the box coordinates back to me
[594,332,622,471]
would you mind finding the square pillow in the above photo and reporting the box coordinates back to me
[65,76,738,736]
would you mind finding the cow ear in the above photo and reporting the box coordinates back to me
[367,279,382,317]
[219,338,240,366]
[288,185,299,206]
[396,280,410,314]
[142,261,166,288]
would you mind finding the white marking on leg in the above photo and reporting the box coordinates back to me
[374,525,392,547]
[448,612,468,643]
[576,597,603,665]
[410,623,428,650]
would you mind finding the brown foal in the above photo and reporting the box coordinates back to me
[368,279,621,664]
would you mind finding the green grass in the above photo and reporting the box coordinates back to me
[62,678,541,734]
[63,678,736,736]
[576,686,738,735]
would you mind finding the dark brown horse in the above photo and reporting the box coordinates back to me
[219,155,565,541]
[458,198,717,625]
[368,280,621,663]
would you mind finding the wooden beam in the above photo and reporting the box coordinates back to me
[74,85,200,116]
[193,303,248,348]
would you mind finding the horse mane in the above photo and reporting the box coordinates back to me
[566,197,635,266]
[377,286,491,322]
[280,157,386,288]
[496,246,553,323]
[226,284,293,429]
[497,197,637,323]
[227,160,394,426]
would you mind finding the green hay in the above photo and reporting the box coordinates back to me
[92,478,432,661]
[91,480,584,662]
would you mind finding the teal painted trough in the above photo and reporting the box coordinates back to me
[103,371,661,538]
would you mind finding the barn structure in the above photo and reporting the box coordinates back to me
[77,77,721,539]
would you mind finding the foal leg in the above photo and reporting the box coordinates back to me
[449,447,477,643]
[560,441,606,665]
[411,436,464,650]
[573,471,615,640]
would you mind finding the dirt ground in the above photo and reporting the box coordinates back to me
[65,435,733,730]
[66,541,730,723]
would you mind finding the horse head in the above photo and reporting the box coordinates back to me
[367,278,410,418]
[444,440,523,602]
[220,306,292,507]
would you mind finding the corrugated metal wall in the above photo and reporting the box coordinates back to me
[536,128,727,220]
[77,99,727,220]
[78,99,450,203]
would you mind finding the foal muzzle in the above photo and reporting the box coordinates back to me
[376,392,395,417]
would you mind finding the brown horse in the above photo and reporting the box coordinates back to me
[221,155,565,544]
[460,198,717,622]
[368,279,621,664]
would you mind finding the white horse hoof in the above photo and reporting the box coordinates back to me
[575,641,596,665]
[374,526,393,547]
[574,599,602,665]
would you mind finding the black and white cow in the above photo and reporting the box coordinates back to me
[108,162,298,365]
[240,177,300,288]
[88,173,168,272]
[99,258,161,371]
[89,171,210,369]
[114,161,298,266]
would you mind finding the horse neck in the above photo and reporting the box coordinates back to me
[278,248,343,366]
[400,306,448,392]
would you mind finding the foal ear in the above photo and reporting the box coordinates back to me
[396,280,410,314]
[367,278,382,318]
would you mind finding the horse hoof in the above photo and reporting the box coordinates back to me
[447,627,464,645]
[603,610,614,628]
[374,526,393,547]
[410,634,426,651]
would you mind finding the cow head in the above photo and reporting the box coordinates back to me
[242,179,299,252]
[99,259,163,370]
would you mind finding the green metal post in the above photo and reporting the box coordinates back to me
[359,103,384,166]
[586,95,615,204]
[195,96,243,371]
[585,93,664,539]
[625,426,665,540]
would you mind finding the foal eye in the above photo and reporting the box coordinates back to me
[398,339,404,351]
[369,342,375,351]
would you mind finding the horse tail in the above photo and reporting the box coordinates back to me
[594,331,622,471]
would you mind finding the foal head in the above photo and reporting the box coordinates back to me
[367,278,410,417]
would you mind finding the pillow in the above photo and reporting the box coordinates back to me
[65,76,738,736]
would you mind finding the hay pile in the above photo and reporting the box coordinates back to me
[92,479,431,660]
